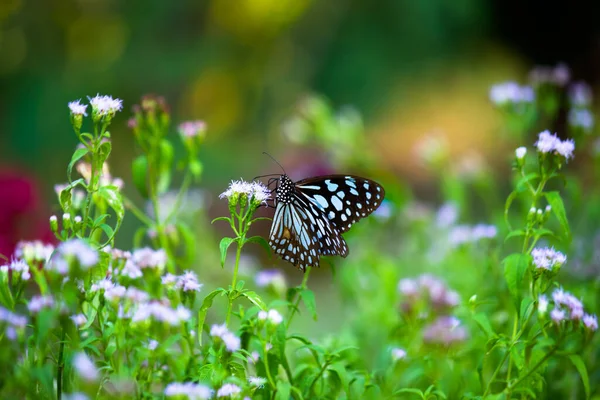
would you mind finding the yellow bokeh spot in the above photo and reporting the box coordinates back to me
[66,15,128,70]
[180,69,242,134]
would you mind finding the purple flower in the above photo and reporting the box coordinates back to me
[178,120,206,139]
[217,383,241,398]
[568,109,594,131]
[57,239,99,269]
[423,316,468,345]
[568,81,592,106]
[220,180,271,205]
[534,130,575,160]
[165,382,212,399]
[255,269,286,289]
[490,82,535,105]
[551,308,566,324]
[391,347,407,361]
[73,352,98,381]
[132,247,167,270]
[27,295,55,313]
[531,247,567,271]
[583,314,598,331]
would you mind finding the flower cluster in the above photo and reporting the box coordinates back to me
[534,130,575,160]
[545,288,597,331]
[398,274,460,311]
[489,82,535,106]
[528,63,570,87]
[448,224,497,247]
[216,383,242,398]
[14,240,54,264]
[422,316,469,345]
[164,382,213,399]
[131,247,167,270]
[210,323,241,352]
[0,307,27,340]
[178,120,206,139]
[88,94,123,117]
[131,302,191,326]
[27,295,55,314]
[531,247,567,271]
[47,239,99,275]
[1,259,30,281]
[219,180,270,207]
[258,309,283,325]
[162,270,203,292]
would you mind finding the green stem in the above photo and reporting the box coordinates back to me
[164,170,192,225]
[287,267,311,329]
[56,327,66,400]
[307,360,329,396]
[508,345,557,392]
[262,342,277,390]
[225,241,244,326]
[123,196,154,226]
[483,349,510,396]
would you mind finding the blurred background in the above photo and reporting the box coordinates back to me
[1,0,600,275]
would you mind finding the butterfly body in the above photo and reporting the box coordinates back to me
[268,174,384,271]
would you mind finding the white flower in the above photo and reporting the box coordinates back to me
[222,332,241,352]
[538,295,549,314]
[68,100,88,116]
[14,240,54,263]
[90,278,114,292]
[267,309,283,325]
[148,339,159,351]
[555,138,575,160]
[551,308,566,324]
[27,295,55,313]
[515,146,527,159]
[248,376,267,387]
[132,247,167,270]
[535,130,561,153]
[391,347,407,362]
[73,352,99,381]
[568,109,594,131]
[210,323,229,338]
[489,82,535,105]
[104,285,127,302]
[70,313,87,327]
[397,278,419,297]
[217,383,241,398]
[568,81,592,106]
[56,239,99,269]
[219,180,271,204]
[120,260,143,279]
[88,94,123,116]
[423,316,468,345]
[164,382,212,399]
[255,269,286,288]
[258,310,268,321]
[531,247,566,271]
[176,270,203,292]
[131,302,191,326]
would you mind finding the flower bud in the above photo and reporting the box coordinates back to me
[50,215,58,233]
[63,213,72,230]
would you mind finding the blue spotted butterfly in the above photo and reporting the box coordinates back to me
[266,174,385,271]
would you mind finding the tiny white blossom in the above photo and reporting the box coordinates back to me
[391,347,407,362]
[90,278,114,292]
[132,247,167,270]
[535,130,561,153]
[554,138,575,160]
[210,323,229,338]
[258,310,268,321]
[68,100,88,116]
[178,120,206,138]
[57,239,99,269]
[538,295,549,314]
[489,82,535,105]
[568,81,592,106]
[28,295,55,313]
[73,352,99,381]
[531,247,567,271]
[104,285,127,302]
[219,180,271,205]
[551,308,566,324]
[267,309,283,325]
[248,376,267,387]
[568,109,594,131]
[515,147,527,159]
[148,339,159,351]
[217,383,241,398]
[121,260,143,279]
[70,314,87,327]
[222,332,241,352]
[176,270,203,292]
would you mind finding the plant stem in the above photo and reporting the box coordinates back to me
[225,241,243,326]
[287,267,311,329]
[483,349,510,396]
[56,327,66,400]
[262,342,277,390]
[508,345,557,392]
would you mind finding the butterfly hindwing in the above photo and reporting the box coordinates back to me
[295,175,385,233]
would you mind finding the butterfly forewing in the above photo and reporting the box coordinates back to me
[295,175,385,233]
[267,173,383,271]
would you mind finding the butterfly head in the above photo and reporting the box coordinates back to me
[275,174,294,204]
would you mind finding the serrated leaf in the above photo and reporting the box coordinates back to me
[197,288,226,346]
[503,253,530,312]
[67,147,90,183]
[245,235,272,255]
[132,155,149,198]
[219,237,237,267]
[300,289,317,321]
[545,191,570,239]
[568,354,590,399]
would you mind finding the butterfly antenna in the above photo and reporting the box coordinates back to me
[263,152,286,175]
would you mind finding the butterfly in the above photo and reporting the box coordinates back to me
[264,173,385,271]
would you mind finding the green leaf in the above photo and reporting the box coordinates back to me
[96,186,125,243]
[393,388,424,398]
[545,191,570,239]
[240,291,267,310]
[97,223,115,241]
[236,280,245,291]
[519,297,534,326]
[504,229,525,242]
[503,253,530,312]
[157,139,174,194]
[197,288,226,346]
[276,381,291,400]
[244,235,272,255]
[504,190,518,231]
[97,140,112,167]
[300,289,317,321]
[472,312,495,338]
[219,237,237,267]
[67,147,90,183]
[211,216,231,224]
[568,354,590,399]
[189,159,203,179]
[132,155,149,198]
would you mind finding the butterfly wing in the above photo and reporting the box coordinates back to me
[268,192,348,271]
[295,175,385,233]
